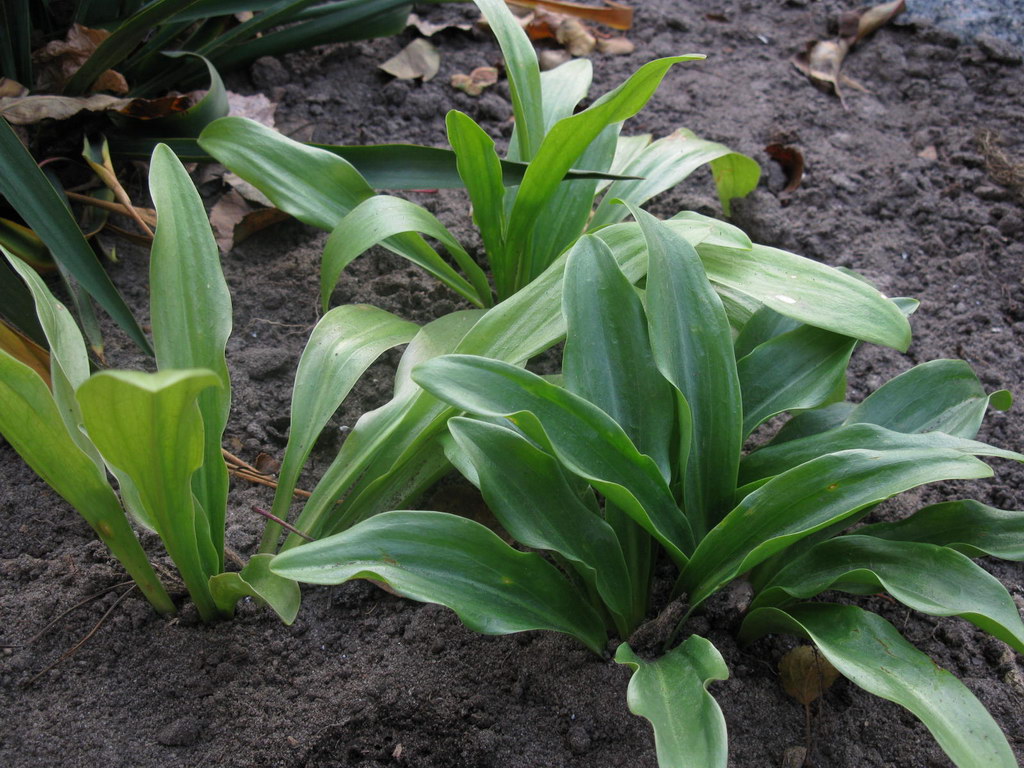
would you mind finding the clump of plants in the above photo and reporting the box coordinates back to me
[273,209,1024,767]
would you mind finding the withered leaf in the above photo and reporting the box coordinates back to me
[779,645,840,705]
[509,0,633,30]
[556,18,597,56]
[0,93,133,124]
[32,24,128,94]
[765,143,805,195]
[407,12,473,36]
[451,66,499,96]
[379,38,441,82]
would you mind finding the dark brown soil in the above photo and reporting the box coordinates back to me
[2,2,1024,767]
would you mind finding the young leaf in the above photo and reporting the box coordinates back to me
[209,553,300,625]
[637,206,741,535]
[149,143,232,570]
[270,510,608,653]
[740,604,1017,768]
[260,304,419,553]
[857,500,1024,561]
[78,369,226,622]
[752,535,1024,652]
[615,636,729,768]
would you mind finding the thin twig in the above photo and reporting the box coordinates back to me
[251,506,314,542]
[222,448,312,498]
[26,584,137,686]
[27,580,135,645]
[64,190,158,226]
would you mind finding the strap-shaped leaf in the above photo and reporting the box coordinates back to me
[740,604,1017,768]
[738,324,856,437]
[270,510,608,653]
[509,56,703,286]
[858,500,1024,561]
[615,636,729,768]
[78,369,226,622]
[209,554,300,625]
[0,351,175,614]
[845,359,1011,439]
[260,304,418,552]
[770,401,854,445]
[413,354,694,562]
[321,193,491,311]
[681,443,998,607]
[149,143,232,568]
[740,423,1022,486]
[594,222,911,352]
[593,129,759,227]
[448,417,636,634]
[563,235,675,480]
[638,206,741,535]
[751,535,1024,652]
[733,306,801,359]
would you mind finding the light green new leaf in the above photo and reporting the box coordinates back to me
[592,129,759,227]
[637,206,741,535]
[563,235,675,479]
[740,604,1017,768]
[412,354,694,563]
[0,352,175,615]
[209,554,300,625]
[615,636,729,768]
[709,151,761,216]
[739,423,1023,486]
[845,359,1011,439]
[78,369,226,622]
[682,443,998,607]
[321,193,491,311]
[738,324,856,437]
[270,510,607,653]
[858,500,1024,561]
[149,143,232,568]
[260,304,418,552]
[752,535,1024,652]
[448,417,635,634]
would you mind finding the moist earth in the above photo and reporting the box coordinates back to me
[2,2,1024,766]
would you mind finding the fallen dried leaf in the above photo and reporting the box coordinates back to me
[765,143,805,195]
[509,0,633,30]
[227,91,276,129]
[539,49,572,70]
[380,38,441,82]
[0,321,51,388]
[210,190,290,252]
[32,24,128,94]
[556,18,597,56]
[0,93,133,124]
[595,36,635,55]
[0,78,27,98]
[407,12,473,36]
[779,645,840,705]
[917,145,938,162]
[451,66,499,96]
[254,452,282,475]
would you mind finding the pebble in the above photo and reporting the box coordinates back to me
[156,715,203,747]
[975,33,1023,65]
[251,56,291,89]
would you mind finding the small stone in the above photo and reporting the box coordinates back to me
[566,724,591,755]
[782,746,808,768]
[539,49,571,71]
[975,185,1011,202]
[251,56,290,89]
[974,34,1023,66]
[156,715,203,747]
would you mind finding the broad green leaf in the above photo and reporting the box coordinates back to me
[638,206,741,535]
[270,510,608,653]
[733,305,801,360]
[709,151,761,216]
[563,217,674,480]
[78,369,226,622]
[592,129,759,227]
[738,324,856,437]
[0,351,175,615]
[845,359,1011,439]
[594,222,911,351]
[770,402,855,445]
[0,117,151,353]
[321,194,491,311]
[740,604,1017,768]
[681,443,998,607]
[149,143,232,569]
[509,56,703,286]
[752,535,1024,652]
[739,423,1023,486]
[449,417,636,634]
[413,354,694,563]
[473,0,544,160]
[391,310,482,401]
[858,500,1024,561]
[669,211,752,250]
[260,304,418,553]
[209,553,300,625]
[3,249,98,465]
[615,636,728,768]
[538,57,593,133]
[445,110,508,293]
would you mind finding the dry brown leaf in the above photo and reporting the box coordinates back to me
[0,321,51,389]
[556,18,597,56]
[210,190,290,252]
[0,93,133,124]
[115,94,192,120]
[379,38,441,82]
[765,143,805,195]
[539,49,572,70]
[779,645,840,705]
[226,91,276,129]
[407,12,473,36]
[508,0,633,31]
[451,66,499,96]
[917,145,938,162]
[32,24,128,94]
[253,452,282,475]
[0,78,28,98]
[595,36,635,55]
[234,207,291,247]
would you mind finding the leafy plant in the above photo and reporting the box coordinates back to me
[0,143,422,623]
[271,209,1024,767]
[198,0,762,309]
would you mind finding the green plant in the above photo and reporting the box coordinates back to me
[0,143,424,623]
[271,209,1024,767]
[199,0,762,310]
